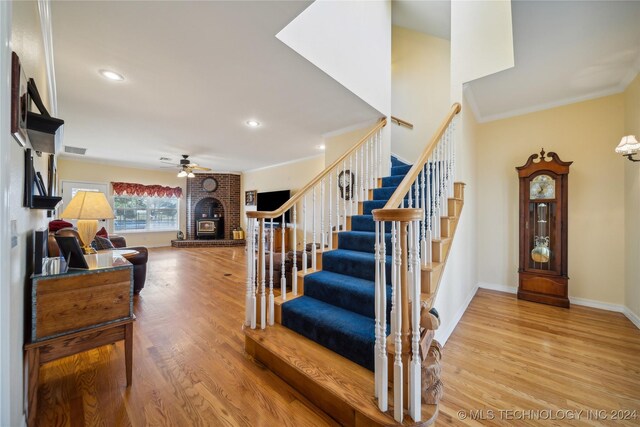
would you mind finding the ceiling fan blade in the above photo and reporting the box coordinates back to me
[191,166,211,171]
[160,161,180,166]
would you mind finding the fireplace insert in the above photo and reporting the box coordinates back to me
[196,217,223,239]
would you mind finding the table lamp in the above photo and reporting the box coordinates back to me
[60,191,115,254]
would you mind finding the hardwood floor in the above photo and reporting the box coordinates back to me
[34,248,640,426]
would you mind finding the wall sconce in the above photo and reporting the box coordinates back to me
[615,135,640,162]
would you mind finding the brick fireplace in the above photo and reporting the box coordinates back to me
[172,173,244,247]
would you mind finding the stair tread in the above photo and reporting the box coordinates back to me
[304,270,391,318]
[281,296,378,369]
[244,324,437,426]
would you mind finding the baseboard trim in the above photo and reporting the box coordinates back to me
[437,284,479,346]
[390,152,411,166]
[477,282,639,330]
[624,307,640,329]
[477,282,517,294]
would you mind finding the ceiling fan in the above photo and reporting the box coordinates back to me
[161,155,211,178]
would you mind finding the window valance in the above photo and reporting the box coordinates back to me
[111,182,183,198]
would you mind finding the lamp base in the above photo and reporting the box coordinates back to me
[77,219,98,254]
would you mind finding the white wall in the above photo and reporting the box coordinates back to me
[2,1,52,424]
[433,0,516,344]
[277,0,391,117]
[0,2,14,425]
[624,74,640,323]
[391,26,451,163]
[450,0,514,96]
[276,0,392,176]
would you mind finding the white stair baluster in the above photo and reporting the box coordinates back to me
[343,161,347,230]
[329,174,333,250]
[374,219,381,399]
[336,167,345,231]
[250,218,257,329]
[379,219,388,411]
[360,146,365,201]
[312,187,317,270]
[354,149,359,209]
[409,219,421,421]
[280,214,286,296]
[420,167,427,265]
[260,219,266,329]
[292,206,298,297]
[393,220,403,423]
[269,218,275,319]
[349,154,354,217]
[390,221,397,343]
[303,195,307,274]
[321,179,326,250]
[245,217,254,327]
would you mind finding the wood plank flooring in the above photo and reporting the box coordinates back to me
[34,248,640,426]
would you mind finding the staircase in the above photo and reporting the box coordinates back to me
[245,104,463,426]
[280,157,411,371]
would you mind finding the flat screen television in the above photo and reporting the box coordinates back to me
[257,190,290,224]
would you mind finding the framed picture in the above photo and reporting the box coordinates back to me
[245,190,257,206]
[11,52,29,147]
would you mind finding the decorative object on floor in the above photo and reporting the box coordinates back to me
[338,169,354,200]
[245,190,256,206]
[615,135,640,162]
[177,230,184,240]
[10,52,29,147]
[202,177,218,192]
[60,191,115,254]
[422,340,443,405]
[516,149,572,308]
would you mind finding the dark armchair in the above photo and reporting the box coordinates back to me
[48,228,149,294]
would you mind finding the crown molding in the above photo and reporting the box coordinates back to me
[243,153,324,174]
[476,86,625,123]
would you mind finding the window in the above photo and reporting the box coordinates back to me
[114,196,179,232]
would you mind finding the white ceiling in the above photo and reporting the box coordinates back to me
[392,0,451,40]
[51,1,381,172]
[466,0,640,122]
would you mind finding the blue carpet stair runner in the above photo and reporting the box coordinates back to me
[282,156,411,371]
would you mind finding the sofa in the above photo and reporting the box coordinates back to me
[47,226,149,295]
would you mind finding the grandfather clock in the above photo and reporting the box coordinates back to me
[516,149,572,308]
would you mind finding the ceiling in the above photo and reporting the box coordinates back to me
[466,0,640,122]
[51,1,381,172]
[392,0,451,40]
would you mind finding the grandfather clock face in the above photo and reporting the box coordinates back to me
[527,174,557,271]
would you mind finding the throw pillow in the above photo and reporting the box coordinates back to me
[49,220,73,232]
[93,235,115,250]
[96,227,109,238]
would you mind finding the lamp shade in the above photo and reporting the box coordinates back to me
[61,191,115,220]
[615,135,640,155]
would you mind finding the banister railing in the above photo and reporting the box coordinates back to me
[245,118,387,330]
[371,103,461,423]
[390,115,414,129]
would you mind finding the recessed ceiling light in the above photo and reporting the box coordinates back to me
[99,69,124,81]
[316,144,326,150]
[245,120,261,128]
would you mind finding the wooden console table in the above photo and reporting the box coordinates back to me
[24,252,135,426]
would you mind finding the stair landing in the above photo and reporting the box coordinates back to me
[245,324,438,427]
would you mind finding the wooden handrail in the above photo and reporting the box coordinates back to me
[247,118,387,219]
[390,116,414,129]
[378,103,461,212]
